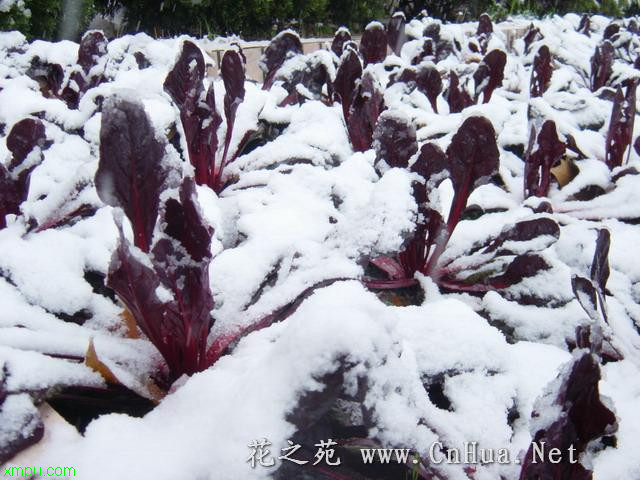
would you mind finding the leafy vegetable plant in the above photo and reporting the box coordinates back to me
[366,116,560,294]
[164,40,246,193]
[0,118,47,229]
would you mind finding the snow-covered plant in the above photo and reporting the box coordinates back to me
[604,79,637,169]
[366,115,561,293]
[474,49,506,103]
[0,118,47,229]
[164,40,246,193]
[524,120,566,198]
[26,30,108,109]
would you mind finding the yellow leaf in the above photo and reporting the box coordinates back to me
[120,306,139,339]
[551,157,578,187]
[85,338,119,385]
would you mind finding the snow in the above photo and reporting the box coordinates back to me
[1,10,640,480]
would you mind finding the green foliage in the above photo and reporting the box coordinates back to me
[93,0,388,38]
[1,0,95,40]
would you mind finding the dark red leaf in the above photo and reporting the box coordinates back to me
[107,221,166,358]
[477,13,493,36]
[7,118,47,171]
[484,218,560,255]
[590,41,614,91]
[77,30,108,74]
[347,71,385,152]
[0,118,47,228]
[387,12,406,56]
[416,64,442,113]
[524,120,566,198]
[572,275,599,323]
[373,111,417,173]
[26,57,64,100]
[474,49,506,103]
[476,13,493,54]
[444,70,473,113]
[489,254,550,288]
[331,28,352,57]
[261,31,303,89]
[605,80,637,169]
[162,178,213,263]
[444,116,500,228]
[519,353,617,480]
[591,229,610,293]
[0,365,44,464]
[359,22,387,66]
[164,40,205,111]
[95,97,167,252]
[578,14,591,36]
[603,22,620,40]
[164,41,223,189]
[523,24,542,54]
[530,45,553,97]
[217,49,246,188]
[333,47,362,123]
[0,167,21,229]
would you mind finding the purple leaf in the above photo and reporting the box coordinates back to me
[6,117,47,170]
[0,167,21,229]
[476,13,493,54]
[524,120,566,198]
[443,116,500,230]
[474,49,506,103]
[603,22,620,40]
[370,256,406,280]
[0,365,44,464]
[519,353,617,480]
[0,118,47,228]
[387,12,406,56]
[387,66,416,90]
[279,53,332,103]
[77,30,108,74]
[416,63,442,113]
[578,14,591,36]
[164,41,223,189]
[162,178,213,263]
[372,111,417,173]
[444,70,473,113]
[605,80,637,169]
[590,41,614,91]
[488,254,550,288]
[163,40,205,111]
[477,13,493,36]
[107,222,166,362]
[359,22,387,66]
[333,47,362,123]
[591,229,610,293]
[108,177,216,379]
[26,57,64,100]
[346,71,385,152]
[95,97,167,253]
[484,218,560,255]
[151,240,214,377]
[331,28,352,57]
[423,116,499,276]
[523,24,543,54]
[217,49,246,189]
[572,275,599,322]
[530,45,553,97]
[261,31,303,90]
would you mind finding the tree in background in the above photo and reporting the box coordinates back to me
[1,0,94,39]
[2,0,640,41]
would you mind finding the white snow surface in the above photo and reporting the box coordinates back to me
[1,12,640,480]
